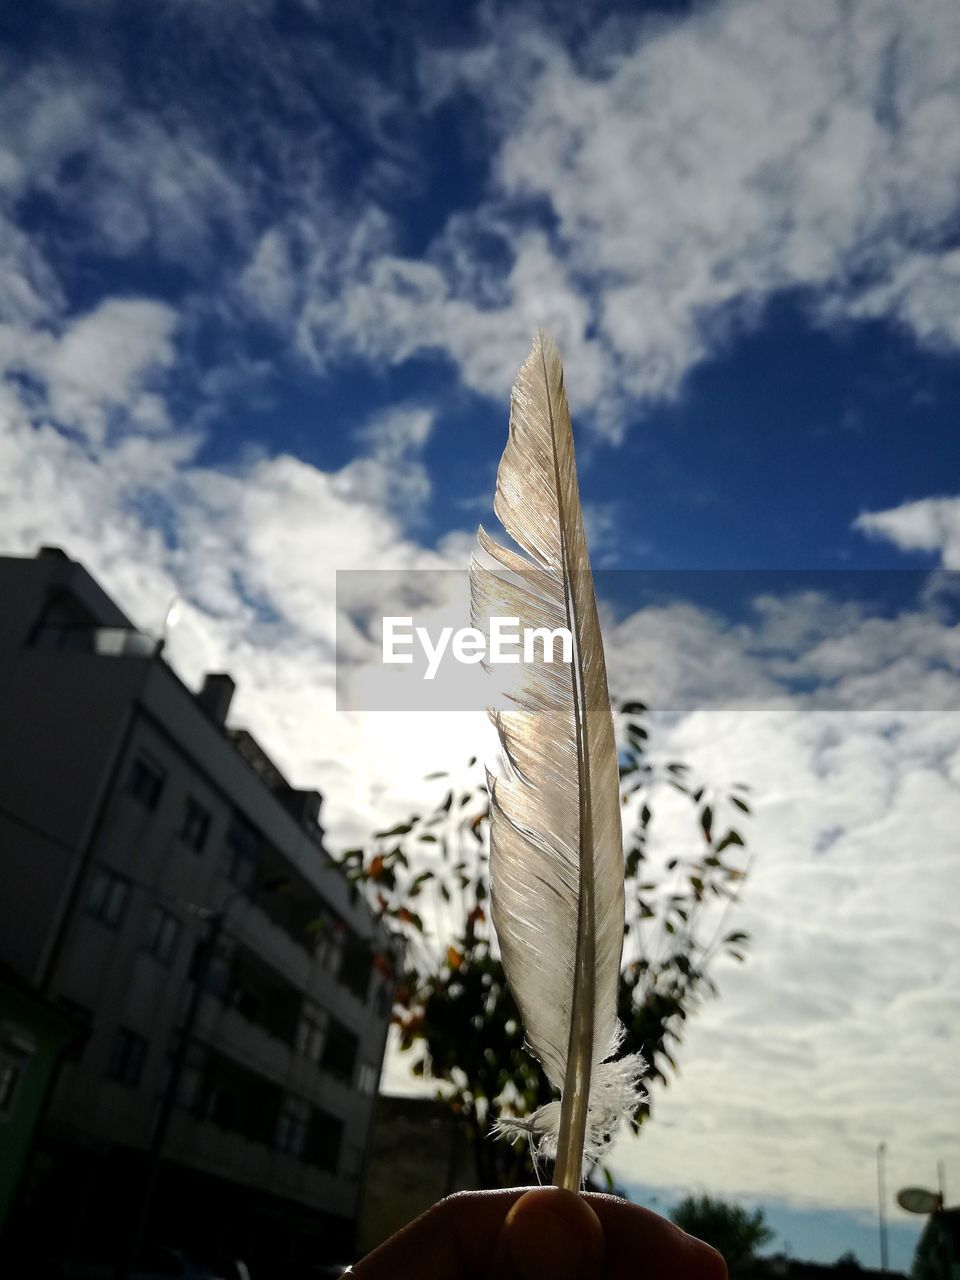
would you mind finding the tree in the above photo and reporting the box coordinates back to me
[338,698,754,1188]
[669,1195,774,1273]
[836,1251,862,1273]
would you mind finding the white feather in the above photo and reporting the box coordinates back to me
[471,331,644,1188]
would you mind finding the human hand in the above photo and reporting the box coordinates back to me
[349,1186,727,1279]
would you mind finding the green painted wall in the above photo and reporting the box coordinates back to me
[0,979,75,1229]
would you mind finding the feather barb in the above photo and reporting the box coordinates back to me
[471,331,644,1188]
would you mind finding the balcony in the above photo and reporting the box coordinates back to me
[163,1110,356,1217]
[193,999,293,1084]
[31,620,158,657]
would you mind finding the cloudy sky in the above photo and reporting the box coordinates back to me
[2,0,958,1265]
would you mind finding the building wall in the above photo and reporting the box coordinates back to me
[357,1095,480,1257]
[0,550,392,1260]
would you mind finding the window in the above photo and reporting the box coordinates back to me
[160,1038,207,1111]
[194,938,234,998]
[127,755,165,810]
[321,1018,359,1083]
[180,797,211,852]
[106,1027,147,1087]
[56,998,93,1062]
[296,1002,329,1065]
[308,1108,343,1173]
[143,905,180,964]
[206,1082,240,1130]
[225,813,259,890]
[339,934,374,1002]
[375,984,392,1019]
[357,1062,379,1097]
[276,1095,311,1158]
[28,589,97,651]
[314,915,346,973]
[86,868,129,928]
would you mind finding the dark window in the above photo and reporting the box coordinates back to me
[228,984,261,1023]
[28,589,97,651]
[276,1095,311,1158]
[160,1038,207,1112]
[225,813,259,890]
[296,1003,329,1065]
[56,998,93,1061]
[181,797,211,852]
[308,1108,344,1173]
[314,914,346,972]
[321,1018,358,1083]
[375,984,392,1019]
[106,1027,147,1087]
[339,935,374,1002]
[86,868,129,928]
[206,1084,240,1130]
[197,939,234,998]
[143,905,180,964]
[127,755,165,809]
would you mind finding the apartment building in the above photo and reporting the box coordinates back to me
[0,548,392,1268]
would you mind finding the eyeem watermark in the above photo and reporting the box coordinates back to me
[383,616,573,680]
[337,567,957,712]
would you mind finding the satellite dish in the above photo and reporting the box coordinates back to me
[896,1187,942,1215]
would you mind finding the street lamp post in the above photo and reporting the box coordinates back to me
[119,877,288,1279]
[878,1142,889,1273]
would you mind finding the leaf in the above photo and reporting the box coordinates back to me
[731,796,751,814]
[716,830,744,852]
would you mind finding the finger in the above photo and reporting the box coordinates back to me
[583,1195,728,1279]
[489,1187,605,1280]
[351,1189,526,1280]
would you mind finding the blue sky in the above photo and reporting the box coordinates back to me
[3,0,960,576]
[628,1182,924,1272]
[1,0,958,1267]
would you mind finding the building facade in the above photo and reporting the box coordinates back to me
[0,548,392,1269]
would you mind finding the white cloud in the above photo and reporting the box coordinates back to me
[0,298,179,446]
[610,703,960,1216]
[856,497,960,569]
[308,0,960,428]
[0,61,249,267]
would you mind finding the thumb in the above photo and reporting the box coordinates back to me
[490,1188,605,1280]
